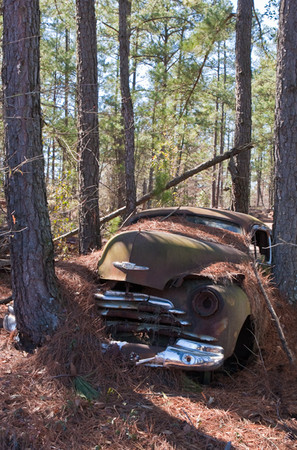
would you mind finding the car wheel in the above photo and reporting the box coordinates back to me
[224,316,255,373]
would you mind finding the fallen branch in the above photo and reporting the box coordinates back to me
[53,228,79,242]
[54,143,253,241]
[252,262,296,368]
[100,143,253,224]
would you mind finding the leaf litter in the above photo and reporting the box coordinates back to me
[0,224,297,449]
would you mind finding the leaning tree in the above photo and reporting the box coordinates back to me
[2,0,61,345]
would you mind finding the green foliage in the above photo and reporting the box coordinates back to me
[251,54,276,205]
[74,376,100,401]
[40,0,77,187]
[48,177,78,238]
[35,0,277,223]
[154,171,173,204]
[184,0,234,55]
[104,217,122,240]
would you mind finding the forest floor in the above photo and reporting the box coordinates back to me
[1,210,297,449]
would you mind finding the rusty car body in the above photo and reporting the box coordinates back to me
[96,207,271,372]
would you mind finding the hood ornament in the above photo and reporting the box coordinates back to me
[113,261,149,271]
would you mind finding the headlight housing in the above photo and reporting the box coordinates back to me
[192,286,221,317]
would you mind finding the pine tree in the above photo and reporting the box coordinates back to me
[229,0,252,213]
[76,0,101,252]
[3,0,61,346]
[273,0,297,302]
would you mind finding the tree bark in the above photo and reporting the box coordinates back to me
[119,0,136,217]
[2,0,61,346]
[76,0,101,253]
[229,0,252,213]
[273,0,297,302]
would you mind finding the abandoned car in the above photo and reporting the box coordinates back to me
[96,207,272,372]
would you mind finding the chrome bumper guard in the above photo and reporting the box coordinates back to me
[103,338,224,371]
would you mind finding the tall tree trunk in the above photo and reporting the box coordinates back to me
[62,28,70,177]
[52,138,56,183]
[131,28,139,93]
[273,0,297,302]
[2,0,61,346]
[212,43,221,209]
[114,53,126,210]
[228,0,252,213]
[217,101,226,207]
[173,27,186,182]
[217,42,227,208]
[119,0,136,217]
[212,110,219,208]
[269,146,274,208]
[114,133,126,209]
[46,144,50,184]
[76,0,101,253]
[52,69,57,184]
[147,97,158,209]
[256,155,264,207]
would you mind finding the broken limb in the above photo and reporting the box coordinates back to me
[54,143,253,242]
[100,143,254,224]
[252,262,296,368]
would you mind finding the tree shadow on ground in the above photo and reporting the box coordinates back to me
[1,257,296,448]
[0,308,231,449]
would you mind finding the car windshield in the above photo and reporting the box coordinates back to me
[185,215,242,233]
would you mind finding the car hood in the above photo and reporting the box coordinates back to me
[98,230,249,290]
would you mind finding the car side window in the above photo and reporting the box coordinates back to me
[250,227,272,265]
[186,215,242,233]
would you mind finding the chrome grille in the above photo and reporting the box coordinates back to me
[95,290,191,339]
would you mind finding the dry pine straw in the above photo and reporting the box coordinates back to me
[0,222,297,448]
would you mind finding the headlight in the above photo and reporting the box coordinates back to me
[192,287,221,317]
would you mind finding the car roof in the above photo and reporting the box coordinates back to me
[126,206,269,234]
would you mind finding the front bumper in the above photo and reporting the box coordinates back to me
[103,338,224,371]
